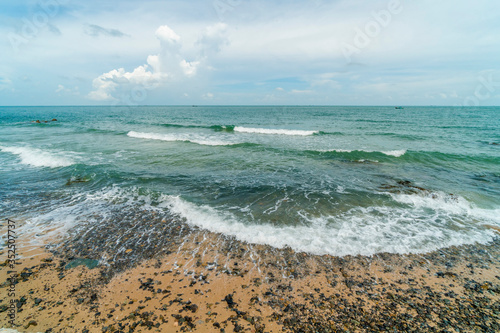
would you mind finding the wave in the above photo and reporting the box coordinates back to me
[308,149,500,167]
[159,123,331,136]
[210,125,235,132]
[164,194,499,257]
[15,185,499,257]
[311,149,407,158]
[127,131,238,146]
[390,191,500,226]
[368,132,426,140]
[161,123,236,133]
[381,149,407,157]
[161,123,205,129]
[0,145,75,168]
[85,128,129,135]
[234,126,319,136]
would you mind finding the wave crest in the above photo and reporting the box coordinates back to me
[234,126,319,136]
[164,194,499,256]
[0,146,75,168]
[127,131,237,146]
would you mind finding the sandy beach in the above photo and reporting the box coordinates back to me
[1,223,499,333]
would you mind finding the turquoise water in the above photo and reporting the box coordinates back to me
[1,106,499,256]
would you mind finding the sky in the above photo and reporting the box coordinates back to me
[0,0,499,106]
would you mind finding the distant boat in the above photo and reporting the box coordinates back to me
[395,106,404,109]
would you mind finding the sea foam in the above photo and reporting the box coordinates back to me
[381,149,407,157]
[162,194,499,257]
[127,131,236,146]
[234,126,318,136]
[0,146,75,168]
[319,148,407,157]
[15,185,498,258]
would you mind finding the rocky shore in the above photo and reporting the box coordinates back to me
[1,216,499,332]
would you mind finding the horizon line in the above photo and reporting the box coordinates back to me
[1,104,498,108]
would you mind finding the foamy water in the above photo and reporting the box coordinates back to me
[0,146,75,168]
[127,131,237,146]
[163,193,499,256]
[234,126,319,136]
[321,148,407,157]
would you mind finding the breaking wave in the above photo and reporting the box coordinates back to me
[0,145,75,168]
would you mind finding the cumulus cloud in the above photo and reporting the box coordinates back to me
[88,65,164,101]
[84,24,128,38]
[197,23,229,56]
[88,23,229,102]
[155,25,181,43]
[55,84,80,95]
[180,60,200,77]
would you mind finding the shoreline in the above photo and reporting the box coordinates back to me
[1,225,500,332]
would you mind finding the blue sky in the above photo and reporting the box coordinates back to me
[1,0,499,106]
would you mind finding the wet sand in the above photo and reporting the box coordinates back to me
[1,222,500,332]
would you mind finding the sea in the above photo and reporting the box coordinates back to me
[1,106,499,257]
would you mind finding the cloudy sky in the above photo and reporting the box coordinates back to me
[1,0,499,106]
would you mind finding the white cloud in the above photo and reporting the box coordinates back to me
[291,89,313,94]
[88,23,229,102]
[55,84,80,95]
[197,23,228,56]
[4,0,498,105]
[88,65,163,101]
[180,59,200,77]
[55,84,65,93]
[155,25,181,44]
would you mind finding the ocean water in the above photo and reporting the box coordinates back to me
[0,106,499,256]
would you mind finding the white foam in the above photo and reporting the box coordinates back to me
[0,145,75,168]
[335,185,348,193]
[127,131,236,146]
[328,149,353,153]
[381,149,407,157]
[11,193,101,252]
[13,186,498,259]
[319,149,406,157]
[391,191,500,224]
[162,195,498,256]
[234,126,318,136]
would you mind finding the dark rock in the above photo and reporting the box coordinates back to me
[224,294,236,308]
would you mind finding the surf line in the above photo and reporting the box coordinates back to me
[5,218,20,326]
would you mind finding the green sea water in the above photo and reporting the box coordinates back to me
[1,106,499,256]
